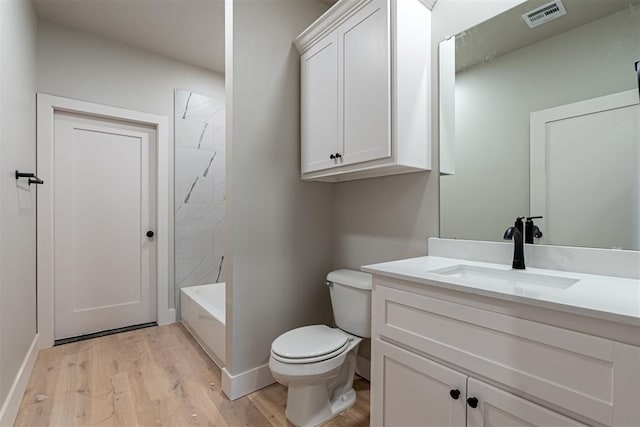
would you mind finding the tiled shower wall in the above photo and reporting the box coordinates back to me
[174,90,225,308]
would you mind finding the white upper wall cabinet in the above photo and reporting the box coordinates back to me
[295,0,432,182]
[301,33,340,173]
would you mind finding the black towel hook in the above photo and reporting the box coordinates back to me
[635,60,640,99]
[15,170,44,186]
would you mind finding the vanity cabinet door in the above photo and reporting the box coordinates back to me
[466,378,587,427]
[300,32,339,173]
[338,0,391,167]
[372,339,466,427]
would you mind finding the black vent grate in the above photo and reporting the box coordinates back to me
[522,1,567,28]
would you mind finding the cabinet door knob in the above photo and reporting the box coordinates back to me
[335,153,342,159]
[449,389,460,400]
[329,154,335,160]
[146,230,155,238]
[466,397,478,408]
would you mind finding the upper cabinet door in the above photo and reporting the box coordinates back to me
[339,0,391,166]
[301,32,339,174]
[466,378,587,427]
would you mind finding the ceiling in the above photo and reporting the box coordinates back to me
[33,0,226,74]
[455,0,640,72]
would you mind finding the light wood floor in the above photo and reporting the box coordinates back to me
[14,324,370,427]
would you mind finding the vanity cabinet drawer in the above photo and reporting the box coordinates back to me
[373,284,640,426]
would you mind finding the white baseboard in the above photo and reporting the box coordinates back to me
[222,363,275,401]
[0,333,43,427]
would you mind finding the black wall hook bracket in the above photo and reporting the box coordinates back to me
[636,60,640,98]
[15,170,44,185]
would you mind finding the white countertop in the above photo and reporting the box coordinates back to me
[362,256,640,326]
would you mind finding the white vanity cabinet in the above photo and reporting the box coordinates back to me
[374,339,586,427]
[466,378,586,427]
[370,279,640,427]
[295,0,432,182]
[373,338,467,427]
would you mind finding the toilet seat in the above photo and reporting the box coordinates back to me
[271,325,350,364]
[272,341,349,364]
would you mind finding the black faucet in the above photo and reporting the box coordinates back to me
[504,217,525,270]
[525,216,543,244]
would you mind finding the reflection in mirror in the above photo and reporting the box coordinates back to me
[439,0,640,250]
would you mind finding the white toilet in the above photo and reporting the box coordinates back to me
[268,269,372,427]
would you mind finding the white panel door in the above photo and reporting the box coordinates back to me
[467,378,586,427]
[530,90,640,250]
[372,339,467,427]
[301,32,339,173]
[53,111,157,339]
[339,0,391,166]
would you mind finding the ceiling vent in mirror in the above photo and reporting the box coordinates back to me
[522,0,567,29]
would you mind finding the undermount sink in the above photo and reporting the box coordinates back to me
[429,265,579,291]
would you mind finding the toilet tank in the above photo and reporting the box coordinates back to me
[326,269,372,338]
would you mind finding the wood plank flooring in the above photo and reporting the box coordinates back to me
[14,324,370,427]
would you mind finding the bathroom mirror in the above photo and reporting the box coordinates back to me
[439,0,640,250]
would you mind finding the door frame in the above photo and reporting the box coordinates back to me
[37,94,173,347]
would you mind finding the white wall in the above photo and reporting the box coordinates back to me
[332,0,526,270]
[441,8,640,243]
[225,0,333,378]
[36,21,225,310]
[0,0,38,423]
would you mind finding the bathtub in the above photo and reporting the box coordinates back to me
[181,283,225,368]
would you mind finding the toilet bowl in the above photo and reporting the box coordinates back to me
[268,270,372,427]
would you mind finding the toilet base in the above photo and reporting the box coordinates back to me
[281,343,359,427]
[285,384,356,427]
[269,332,362,427]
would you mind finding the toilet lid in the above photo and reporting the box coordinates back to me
[271,325,349,360]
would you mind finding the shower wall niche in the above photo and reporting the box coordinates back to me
[174,90,225,305]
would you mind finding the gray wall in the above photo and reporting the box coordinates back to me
[0,0,38,417]
[225,0,334,376]
[332,0,526,269]
[36,21,225,310]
